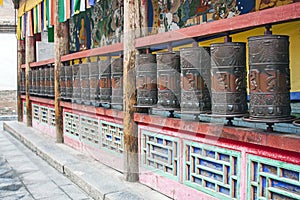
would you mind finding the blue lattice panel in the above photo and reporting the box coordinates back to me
[49,108,55,127]
[80,116,100,147]
[40,106,49,124]
[184,141,241,200]
[100,121,123,154]
[141,130,179,180]
[248,155,300,200]
[63,112,80,139]
[33,104,40,122]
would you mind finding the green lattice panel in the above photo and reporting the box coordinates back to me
[184,141,241,200]
[40,106,49,124]
[63,112,80,139]
[33,104,40,122]
[248,155,300,200]
[100,121,123,155]
[141,130,179,180]
[49,108,55,127]
[80,116,100,147]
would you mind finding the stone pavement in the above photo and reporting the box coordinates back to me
[0,121,92,200]
[3,121,171,200]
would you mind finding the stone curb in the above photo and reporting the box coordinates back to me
[3,121,171,200]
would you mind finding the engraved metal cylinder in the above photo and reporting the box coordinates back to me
[44,67,50,96]
[210,42,248,115]
[29,70,33,94]
[20,70,25,94]
[39,68,45,96]
[248,35,291,119]
[89,62,99,104]
[136,54,157,107]
[80,63,90,103]
[180,47,211,113]
[99,59,111,103]
[111,57,123,106]
[72,64,81,102]
[60,65,66,98]
[36,69,40,95]
[156,52,181,109]
[49,67,54,97]
[65,66,73,99]
[32,70,37,94]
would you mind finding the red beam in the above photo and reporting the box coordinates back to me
[60,101,123,119]
[30,58,54,67]
[29,96,55,105]
[61,43,123,62]
[135,2,300,48]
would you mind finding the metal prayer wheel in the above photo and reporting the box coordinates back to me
[60,65,66,99]
[89,62,99,105]
[32,70,37,95]
[72,64,81,102]
[20,70,25,94]
[39,68,45,96]
[65,66,73,100]
[136,54,157,107]
[49,67,54,97]
[28,71,33,94]
[99,58,111,104]
[45,67,50,96]
[156,52,181,109]
[210,42,248,116]
[111,57,123,108]
[180,47,211,113]
[80,63,90,104]
[36,69,40,95]
[247,35,293,121]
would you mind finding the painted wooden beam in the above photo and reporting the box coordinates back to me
[17,40,25,122]
[25,15,36,127]
[135,2,300,48]
[123,0,139,182]
[54,0,69,143]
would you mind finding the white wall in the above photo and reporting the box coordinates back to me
[0,33,17,90]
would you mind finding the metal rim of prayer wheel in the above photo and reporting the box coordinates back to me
[180,47,211,114]
[60,65,66,99]
[99,58,112,104]
[293,119,300,127]
[243,34,295,124]
[39,68,45,96]
[156,51,181,111]
[135,53,157,108]
[44,67,50,96]
[111,57,123,109]
[210,42,248,118]
[80,63,90,104]
[65,65,73,100]
[89,61,99,105]
[72,64,81,103]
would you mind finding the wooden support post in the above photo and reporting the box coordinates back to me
[25,17,36,127]
[54,1,69,143]
[123,0,139,182]
[17,40,25,122]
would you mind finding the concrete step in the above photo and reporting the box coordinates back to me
[3,121,171,200]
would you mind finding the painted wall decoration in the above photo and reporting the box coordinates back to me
[147,0,256,34]
[69,0,123,50]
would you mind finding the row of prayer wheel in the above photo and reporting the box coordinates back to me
[136,34,293,123]
[59,57,123,107]
[27,67,54,97]
[22,33,293,125]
